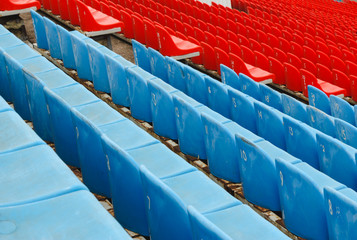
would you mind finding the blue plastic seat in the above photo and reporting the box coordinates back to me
[166,56,187,92]
[126,67,156,122]
[70,33,93,81]
[70,101,126,197]
[0,190,132,239]
[220,64,241,90]
[0,144,86,207]
[102,140,195,236]
[184,65,208,105]
[0,110,43,154]
[201,113,262,183]
[188,204,291,240]
[105,54,136,107]
[281,94,308,123]
[259,84,283,111]
[275,158,345,240]
[316,132,357,190]
[334,118,357,149]
[238,73,261,100]
[254,101,286,150]
[132,39,151,73]
[148,47,168,82]
[173,94,229,159]
[147,79,179,139]
[87,44,115,93]
[330,95,355,126]
[24,68,76,141]
[140,166,240,240]
[228,87,258,134]
[306,105,336,138]
[5,54,56,120]
[0,96,12,112]
[324,187,357,240]
[205,76,230,118]
[57,25,76,69]
[236,137,299,211]
[30,10,49,50]
[44,84,99,167]
[0,43,39,101]
[43,17,62,59]
[283,115,320,169]
[308,85,331,115]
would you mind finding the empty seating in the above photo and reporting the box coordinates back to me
[0,0,40,16]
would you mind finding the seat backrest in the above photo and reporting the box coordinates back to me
[281,94,308,123]
[284,62,302,91]
[330,95,355,125]
[307,105,335,138]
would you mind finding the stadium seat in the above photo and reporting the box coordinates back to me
[306,105,335,138]
[187,203,290,240]
[281,94,308,123]
[147,79,179,139]
[30,10,49,50]
[220,64,241,91]
[308,85,331,115]
[228,88,258,134]
[140,166,240,240]
[0,0,40,16]
[205,76,230,118]
[126,67,155,122]
[239,73,261,100]
[132,40,151,73]
[201,42,216,70]
[332,69,351,97]
[24,68,75,142]
[76,0,123,36]
[0,144,86,207]
[105,54,136,107]
[330,95,355,125]
[324,187,357,240]
[335,118,357,149]
[283,115,320,169]
[58,0,70,20]
[275,158,345,240]
[57,25,76,69]
[5,53,56,121]
[229,53,275,84]
[44,84,99,167]
[284,62,302,92]
[148,47,169,83]
[143,18,159,50]
[43,17,62,60]
[316,133,357,190]
[0,190,132,239]
[156,25,201,59]
[185,66,208,105]
[259,84,283,111]
[132,14,146,44]
[268,56,285,85]
[301,69,347,98]
[166,56,187,92]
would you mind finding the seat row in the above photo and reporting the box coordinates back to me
[4,14,290,240]
[30,12,357,240]
[0,96,131,239]
[0,0,40,16]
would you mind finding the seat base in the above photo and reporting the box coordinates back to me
[0,6,36,16]
[260,78,273,84]
[84,27,122,37]
[171,51,200,60]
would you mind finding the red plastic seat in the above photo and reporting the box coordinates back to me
[332,69,351,96]
[76,0,123,35]
[194,27,205,42]
[346,60,357,77]
[301,58,317,76]
[91,0,101,10]
[256,29,267,44]
[304,36,316,50]
[165,15,175,30]
[216,36,228,53]
[267,33,279,48]
[176,31,188,40]
[274,48,287,63]
[229,53,275,84]
[303,46,317,63]
[246,26,257,40]
[269,56,285,85]
[262,43,274,57]
[180,12,190,25]
[0,0,40,12]
[215,47,230,74]
[227,30,238,43]
[58,0,70,20]
[237,34,249,47]
[241,45,255,65]
[201,41,216,70]
[100,2,111,15]
[156,25,201,59]
[293,34,304,46]
[67,0,80,25]
[330,55,347,73]
[228,40,241,57]
[284,62,302,91]
[188,16,198,28]
[132,14,146,44]
[317,63,333,84]
[187,37,202,65]
[183,23,195,38]
[287,53,302,69]
[316,40,330,55]
[236,22,247,36]
[143,18,159,49]
[301,69,347,97]
[204,31,216,48]
[255,51,269,71]
[249,38,261,52]
[216,26,227,39]
[196,19,207,31]
[49,0,60,14]
[290,41,303,58]
[316,50,331,68]
[226,19,237,33]
[278,37,290,52]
